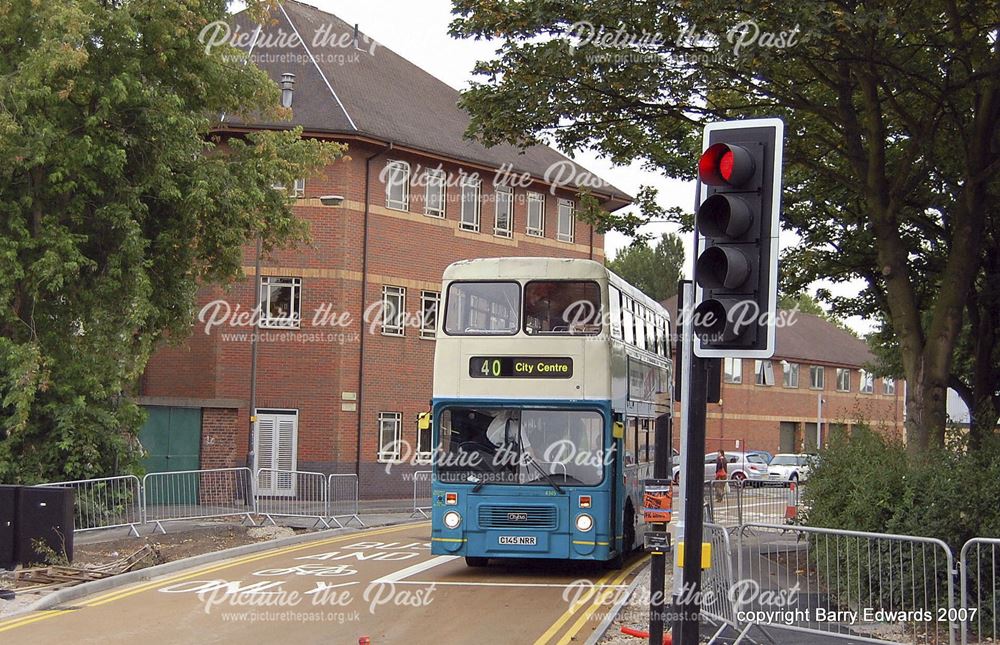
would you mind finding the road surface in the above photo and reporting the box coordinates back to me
[0,522,648,644]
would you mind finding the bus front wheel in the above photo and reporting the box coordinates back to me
[465,556,490,567]
[606,505,635,570]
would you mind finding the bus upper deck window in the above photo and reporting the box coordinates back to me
[444,282,520,335]
[524,281,602,335]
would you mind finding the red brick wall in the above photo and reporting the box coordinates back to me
[142,138,607,497]
[671,359,906,454]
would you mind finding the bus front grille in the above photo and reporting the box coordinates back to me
[478,505,558,529]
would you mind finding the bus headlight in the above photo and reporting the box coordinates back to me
[443,511,462,529]
[576,513,594,532]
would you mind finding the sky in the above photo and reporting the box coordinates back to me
[268,0,876,336]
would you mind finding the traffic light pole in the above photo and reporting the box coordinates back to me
[674,353,708,645]
[648,412,671,645]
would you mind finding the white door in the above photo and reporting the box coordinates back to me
[255,410,298,496]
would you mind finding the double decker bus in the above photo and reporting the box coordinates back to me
[429,257,672,567]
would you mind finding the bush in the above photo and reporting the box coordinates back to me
[803,427,1000,635]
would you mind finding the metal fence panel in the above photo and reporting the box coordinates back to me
[327,474,364,528]
[735,523,956,645]
[37,476,143,536]
[701,522,739,640]
[255,469,330,528]
[959,538,999,645]
[142,467,256,534]
[411,470,433,518]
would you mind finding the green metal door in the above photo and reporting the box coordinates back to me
[140,407,202,504]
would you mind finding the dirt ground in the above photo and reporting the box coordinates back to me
[0,523,313,619]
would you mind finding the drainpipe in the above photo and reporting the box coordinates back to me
[355,142,393,477]
[246,237,262,474]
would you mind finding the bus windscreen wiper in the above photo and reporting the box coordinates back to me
[523,452,564,494]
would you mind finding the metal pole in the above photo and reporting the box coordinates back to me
[676,355,708,645]
[649,412,673,644]
[816,392,823,449]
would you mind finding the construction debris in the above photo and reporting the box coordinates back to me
[10,544,159,594]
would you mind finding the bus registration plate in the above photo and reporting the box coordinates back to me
[498,535,537,546]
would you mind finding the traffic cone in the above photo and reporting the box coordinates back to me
[359,638,371,645]
[784,482,798,520]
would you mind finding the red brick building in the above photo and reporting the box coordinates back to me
[137,1,629,497]
[663,296,905,454]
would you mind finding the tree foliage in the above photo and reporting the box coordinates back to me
[0,0,344,482]
[606,232,684,302]
[450,0,1000,454]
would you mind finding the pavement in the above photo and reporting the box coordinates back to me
[0,521,650,645]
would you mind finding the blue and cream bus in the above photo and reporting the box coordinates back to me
[429,258,672,567]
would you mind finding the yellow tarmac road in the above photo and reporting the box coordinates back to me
[0,522,648,645]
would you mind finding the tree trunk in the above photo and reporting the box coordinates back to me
[903,360,949,456]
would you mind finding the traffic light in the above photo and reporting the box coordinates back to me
[692,119,783,358]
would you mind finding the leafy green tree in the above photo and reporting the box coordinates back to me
[0,0,344,482]
[607,232,684,302]
[450,0,1000,454]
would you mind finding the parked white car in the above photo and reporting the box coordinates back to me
[767,453,815,482]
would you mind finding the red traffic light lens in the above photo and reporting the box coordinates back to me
[699,143,755,186]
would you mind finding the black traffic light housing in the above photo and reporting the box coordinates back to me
[693,119,783,358]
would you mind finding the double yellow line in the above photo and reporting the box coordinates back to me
[0,522,426,634]
[534,555,650,645]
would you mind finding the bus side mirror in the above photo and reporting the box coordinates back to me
[417,412,432,431]
[612,421,624,439]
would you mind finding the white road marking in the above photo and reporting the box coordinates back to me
[373,555,457,583]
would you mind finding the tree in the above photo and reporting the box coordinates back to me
[0,0,344,482]
[607,232,684,302]
[450,0,1000,455]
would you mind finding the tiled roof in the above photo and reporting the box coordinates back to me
[660,295,875,368]
[222,1,631,208]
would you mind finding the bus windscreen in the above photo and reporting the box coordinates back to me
[524,281,602,335]
[437,407,605,486]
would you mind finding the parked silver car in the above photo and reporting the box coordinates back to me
[767,453,815,482]
[672,451,769,485]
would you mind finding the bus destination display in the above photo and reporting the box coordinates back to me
[469,356,573,379]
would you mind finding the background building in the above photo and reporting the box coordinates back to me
[137,1,629,497]
[662,296,905,454]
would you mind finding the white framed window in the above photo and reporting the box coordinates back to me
[557,198,575,242]
[381,285,406,336]
[420,290,440,339]
[883,377,896,395]
[782,362,799,388]
[259,277,301,329]
[527,192,545,236]
[377,412,402,463]
[724,357,742,384]
[460,175,481,231]
[754,360,774,386]
[271,179,305,199]
[836,368,851,392]
[860,370,874,394]
[810,365,825,389]
[416,415,432,463]
[254,410,298,496]
[494,185,513,237]
[385,160,410,211]
[424,169,445,218]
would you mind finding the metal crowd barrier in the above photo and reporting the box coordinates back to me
[142,467,256,534]
[36,475,144,537]
[959,538,999,645]
[733,523,956,644]
[411,470,433,518]
[703,480,801,529]
[255,468,330,529]
[327,474,365,528]
[700,522,739,639]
